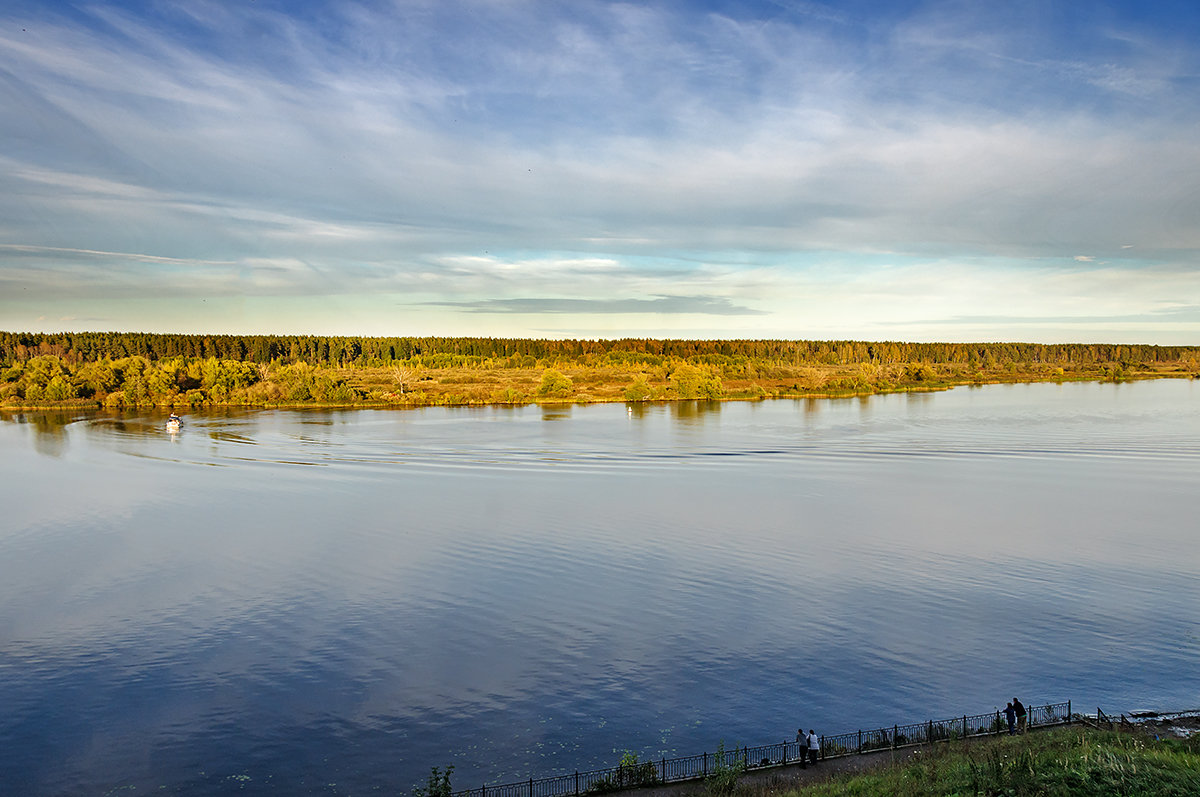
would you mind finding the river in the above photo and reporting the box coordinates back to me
[2,379,1198,795]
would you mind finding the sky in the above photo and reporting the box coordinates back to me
[2,0,1200,344]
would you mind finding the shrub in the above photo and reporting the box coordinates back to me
[585,752,660,794]
[537,369,574,398]
[624,376,652,401]
[493,387,528,404]
[706,741,745,796]
[670,363,723,399]
[413,765,453,797]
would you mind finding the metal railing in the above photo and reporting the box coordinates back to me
[452,700,1073,797]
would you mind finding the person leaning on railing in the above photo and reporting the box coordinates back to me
[807,729,820,764]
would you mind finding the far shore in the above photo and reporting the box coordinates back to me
[3,332,1197,411]
[1,369,1195,414]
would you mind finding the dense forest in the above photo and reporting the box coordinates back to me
[1,330,1197,409]
[1,330,1195,368]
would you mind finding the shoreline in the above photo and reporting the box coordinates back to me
[1,372,1194,414]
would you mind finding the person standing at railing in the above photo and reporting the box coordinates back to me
[795,729,807,767]
[1013,698,1027,733]
[1003,701,1017,735]
[806,729,820,764]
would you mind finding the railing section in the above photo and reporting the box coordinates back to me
[453,701,1073,797]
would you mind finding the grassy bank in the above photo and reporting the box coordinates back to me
[772,726,1200,796]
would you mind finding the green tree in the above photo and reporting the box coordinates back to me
[670,363,722,399]
[536,369,574,398]
[904,363,937,382]
[1,363,24,383]
[122,371,151,406]
[147,363,180,401]
[22,355,65,392]
[75,361,118,397]
[44,375,77,401]
[624,376,652,401]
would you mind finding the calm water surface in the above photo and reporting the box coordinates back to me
[2,380,1199,795]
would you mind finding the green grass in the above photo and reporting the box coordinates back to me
[779,727,1200,797]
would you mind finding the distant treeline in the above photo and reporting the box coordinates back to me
[2,330,1195,368]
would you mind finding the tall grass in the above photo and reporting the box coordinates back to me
[782,727,1200,796]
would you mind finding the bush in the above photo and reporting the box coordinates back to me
[586,752,660,794]
[537,369,574,398]
[413,765,453,797]
[493,387,528,404]
[904,363,937,382]
[706,741,745,796]
[624,376,652,401]
[670,363,723,399]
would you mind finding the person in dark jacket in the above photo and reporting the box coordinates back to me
[1013,698,1027,733]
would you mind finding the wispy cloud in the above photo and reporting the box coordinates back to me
[427,295,766,315]
[901,305,1200,326]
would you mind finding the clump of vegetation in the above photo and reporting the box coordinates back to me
[536,368,575,399]
[586,752,660,794]
[706,741,747,796]
[623,376,653,401]
[413,765,454,797]
[669,362,723,399]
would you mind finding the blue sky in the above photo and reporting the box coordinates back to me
[2,0,1199,343]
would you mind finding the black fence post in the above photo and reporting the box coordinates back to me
[857,729,862,753]
[927,719,933,743]
[893,724,898,749]
[819,735,824,761]
[528,777,533,797]
[574,771,579,795]
[962,715,967,738]
[661,757,665,782]
[703,751,707,777]
[1068,700,1072,723]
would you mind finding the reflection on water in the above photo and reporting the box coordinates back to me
[666,399,723,423]
[30,417,70,458]
[539,403,574,421]
[1,380,1199,796]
